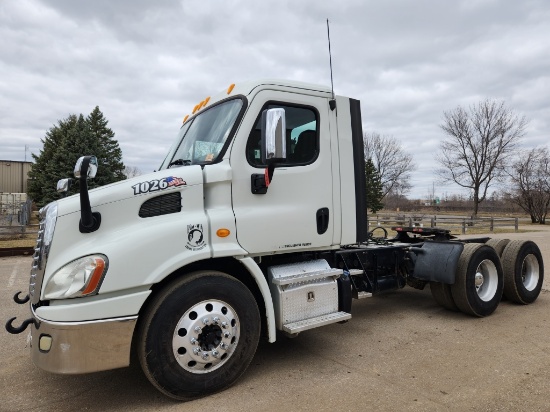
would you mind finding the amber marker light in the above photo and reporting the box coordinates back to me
[183,115,189,123]
[81,257,106,295]
[227,84,235,94]
[216,228,231,238]
[204,96,211,106]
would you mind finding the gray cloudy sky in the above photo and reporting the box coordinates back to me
[1,0,549,198]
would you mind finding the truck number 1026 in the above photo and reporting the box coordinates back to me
[131,176,186,195]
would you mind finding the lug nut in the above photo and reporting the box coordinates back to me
[190,338,197,345]
[221,322,228,329]
[193,348,200,355]
[223,332,231,338]
[194,326,202,333]
[212,350,219,358]
[202,352,209,360]
[202,318,210,325]
[220,342,228,350]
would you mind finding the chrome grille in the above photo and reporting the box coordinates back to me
[29,219,46,304]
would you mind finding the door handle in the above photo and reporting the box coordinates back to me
[316,208,329,234]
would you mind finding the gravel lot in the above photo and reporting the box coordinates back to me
[1,227,549,411]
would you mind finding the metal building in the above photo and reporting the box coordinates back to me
[0,160,33,194]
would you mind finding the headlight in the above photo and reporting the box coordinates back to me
[44,255,108,300]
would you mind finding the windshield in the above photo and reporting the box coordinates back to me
[161,98,244,169]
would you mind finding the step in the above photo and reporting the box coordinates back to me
[272,268,342,286]
[348,269,364,276]
[353,291,372,299]
[282,311,351,334]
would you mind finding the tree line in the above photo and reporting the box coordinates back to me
[365,99,549,224]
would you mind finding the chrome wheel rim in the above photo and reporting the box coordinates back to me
[475,259,498,302]
[522,254,539,291]
[172,299,239,374]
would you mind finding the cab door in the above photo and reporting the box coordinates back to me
[231,90,334,254]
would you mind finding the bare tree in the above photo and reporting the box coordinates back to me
[363,132,415,198]
[508,148,550,224]
[437,99,527,217]
[123,165,142,179]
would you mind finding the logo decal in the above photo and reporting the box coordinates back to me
[132,176,186,195]
[186,224,206,251]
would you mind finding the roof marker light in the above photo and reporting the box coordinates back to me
[204,96,211,106]
[227,84,235,94]
[183,115,189,123]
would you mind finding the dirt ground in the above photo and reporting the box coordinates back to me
[1,227,549,412]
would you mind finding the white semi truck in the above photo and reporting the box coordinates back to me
[6,80,545,400]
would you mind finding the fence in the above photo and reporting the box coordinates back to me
[368,214,519,235]
[0,194,36,239]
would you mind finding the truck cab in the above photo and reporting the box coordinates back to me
[6,79,544,401]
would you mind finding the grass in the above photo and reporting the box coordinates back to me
[0,234,37,248]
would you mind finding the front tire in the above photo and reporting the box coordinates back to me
[137,271,260,400]
[501,240,544,304]
[451,244,504,317]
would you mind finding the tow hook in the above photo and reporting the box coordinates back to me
[5,317,37,335]
[13,291,30,304]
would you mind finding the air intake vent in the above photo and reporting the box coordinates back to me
[139,192,182,218]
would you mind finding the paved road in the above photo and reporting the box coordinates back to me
[1,228,549,411]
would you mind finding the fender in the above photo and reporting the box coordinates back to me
[409,241,464,284]
[237,257,276,342]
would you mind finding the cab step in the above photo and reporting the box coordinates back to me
[271,268,342,286]
[282,311,352,334]
[353,291,372,299]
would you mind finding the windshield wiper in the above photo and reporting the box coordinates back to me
[168,159,192,168]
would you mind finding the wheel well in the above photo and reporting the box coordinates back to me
[131,257,268,364]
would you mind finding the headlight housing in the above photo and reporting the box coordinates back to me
[44,254,108,300]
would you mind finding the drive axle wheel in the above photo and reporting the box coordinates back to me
[501,240,544,304]
[137,271,260,400]
[430,282,458,311]
[451,244,503,317]
[485,238,510,257]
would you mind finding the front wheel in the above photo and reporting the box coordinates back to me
[451,244,504,317]
[137,271,261,400]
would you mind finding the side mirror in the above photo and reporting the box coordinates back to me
[74,156,101,233]
[74,156,98,178]
[261,108,286,164]
[251,108,287,195]
[56,178,73,197]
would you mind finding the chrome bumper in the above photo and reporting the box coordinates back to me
[31,309,137,374]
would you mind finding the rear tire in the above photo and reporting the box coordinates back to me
[451,244,503,317]
[430,282,458,311]
[137,271,260,400]
[501,240,544,304]
[485,238,510,257]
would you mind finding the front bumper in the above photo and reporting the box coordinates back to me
[30,308,137,374]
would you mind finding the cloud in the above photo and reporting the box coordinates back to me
[1,0,549,198]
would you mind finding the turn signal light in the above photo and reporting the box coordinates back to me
[216,228,230,238]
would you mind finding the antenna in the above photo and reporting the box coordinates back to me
[326,19,336,111]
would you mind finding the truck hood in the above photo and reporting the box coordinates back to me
[55,166,204,217]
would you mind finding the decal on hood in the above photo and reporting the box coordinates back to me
[132,176,186,195]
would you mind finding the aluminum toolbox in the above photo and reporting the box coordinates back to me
[268,259,342,330]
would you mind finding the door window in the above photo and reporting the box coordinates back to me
[246,103,318,167]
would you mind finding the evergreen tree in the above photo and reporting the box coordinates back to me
[87,106,126,185]
[27,108,126,206]
[365,158,384,213]
[27,115,78,206]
